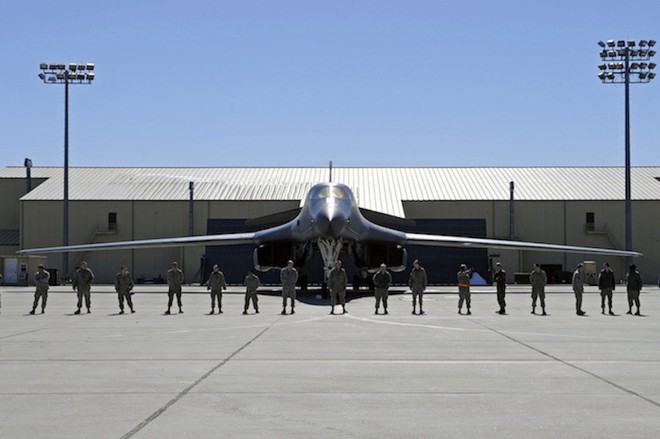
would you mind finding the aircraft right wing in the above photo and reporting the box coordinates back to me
[404,233,642,258]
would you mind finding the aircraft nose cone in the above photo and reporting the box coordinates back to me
[316,210,347,237]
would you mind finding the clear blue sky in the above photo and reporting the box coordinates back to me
[2,0,659,168]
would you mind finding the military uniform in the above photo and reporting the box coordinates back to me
[73,267,95,314]
[408,266,428,314]
[166,267,184,314]
[328,267,348,313]
[31,270,50,314]
[206,270,227,313]
[626,270,642,315]
[493,268,507,314]
[373,270,392,314]
[280,267,298,314]
[598,268,615,314]
[530,269,547,315]
[244,273,261,314]
[114,271,135,313]
[572,269,585,315]
[457,270,471,314]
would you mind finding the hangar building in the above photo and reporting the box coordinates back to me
[1,166,659,286]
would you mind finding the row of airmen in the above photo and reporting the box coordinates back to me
[19,259,645,317]
[25,261,261,316]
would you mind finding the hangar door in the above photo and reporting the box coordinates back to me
[205,217,488,286]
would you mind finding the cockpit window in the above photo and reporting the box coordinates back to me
[312,186,346,199]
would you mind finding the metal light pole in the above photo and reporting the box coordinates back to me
[24,158,33,192]
[597,39,656,265]
[38,63,95,281]
[189,181,195,236]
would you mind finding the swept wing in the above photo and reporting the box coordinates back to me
[404,233,641,257]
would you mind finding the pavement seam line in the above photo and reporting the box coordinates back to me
[0,329,43,340]
[119,319,280,439]
[470,318,660,409]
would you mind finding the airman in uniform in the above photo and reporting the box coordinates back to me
[598,262,615,315]
[72,261,94,314]
[165,261,184,314]
[280,260,298,315]
[457,264,472,315]
[572,263,586,316]
[530,263,547,315]
[328,260,348,315]
[115,265,135,314]
[243,270,260,314]
[493,262,507,315]
[408,259,428,315]
[373,263,392,315]
[206,264,227,314]
[626,264,642,316]
[30,264,50,314]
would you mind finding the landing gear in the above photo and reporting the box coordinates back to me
[318,238,343,273]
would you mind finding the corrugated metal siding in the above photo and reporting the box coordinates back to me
[3,167,660,218]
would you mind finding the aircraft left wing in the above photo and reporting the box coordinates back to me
[16,232,257,255]
[404,233,642,258]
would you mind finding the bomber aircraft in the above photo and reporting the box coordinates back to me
[18,181,641,283]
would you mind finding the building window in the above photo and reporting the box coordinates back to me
[586,212,595,231]
[108,212,117,231]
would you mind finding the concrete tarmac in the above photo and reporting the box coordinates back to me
[0,284,659,438]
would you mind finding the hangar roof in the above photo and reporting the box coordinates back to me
[2,166,660,217]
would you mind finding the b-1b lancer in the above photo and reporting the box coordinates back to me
[19,182,641,278]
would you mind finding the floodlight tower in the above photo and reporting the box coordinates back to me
[38,62,95,281]
[597,39,656,264]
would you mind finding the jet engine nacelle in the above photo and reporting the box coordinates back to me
[349,243,408,272]
[253,243,312,271]
[253,244,296,272]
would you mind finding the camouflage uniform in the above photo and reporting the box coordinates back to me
[572,269,585,315]
[530,269,547,314]
[167,267,184,313]
[457,270,471,313]
[244,273,261,313]
[328,267,348,312]
[408,266,428,314]
[280,267,298,313]
[626,270,642,315]
[598,269,615,314]
[373,270,392,313]
[493,268,507,314]
[32,270,50,313]
[206,270,227,313]
[115,271,135,313]
[73,267,95,313]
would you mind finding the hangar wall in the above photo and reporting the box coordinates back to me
[403,200,658,283]
[20,199,299,283]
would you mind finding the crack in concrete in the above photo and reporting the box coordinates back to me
[119,317,281,439]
